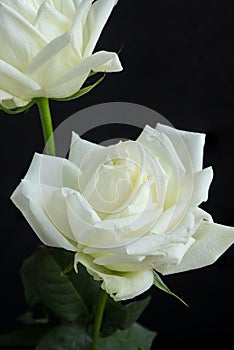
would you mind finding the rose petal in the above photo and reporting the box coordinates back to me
[10,180,76,251]
[75,252,154,301]
[93,254,156,272]
[45,51,122,98]
[153,237,195,267]
[59,0,76,20]
[23,153,80,190]
[188,167,213,211]
[25,31,74,80]
[0,89,30,108]
[137,125,186,209]
[156,123,206,172]
[83,0,118,57]
[24,0,46,11]
[0,2,47,71]
[127,207,213,257]
[0,0,36,23]
[63,187,102,245]
[157,221,234,275]
[34,2,71,41]
[70,0,93,57]
[69,131,104,168]
[26,182,76,241]
[83,159,141,213]
[0,59,41,99]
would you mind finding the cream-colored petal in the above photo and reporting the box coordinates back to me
[59,0,76,20]
[68,131,104,168]
[137,125,186,210]
[34,2,71,41]
[153,237,195,267]
[0,0,36,23]
[0,59,41,100]
[10,180,76,251]
[127,207,213,257]
[92,51,122,72]
[70,0,93,57]
[75,252,154,301]
[0,2,47,71]
[23,153,80,190]
[137,125,185,176]
[0,89,30,108]
[83,0,118,57]
[169,206,213,238]
[45,50,122,98]
[26,34,78,89]
[157,221,234,275]
[83,159,141,213]
[23,0,47,11]
[28,182,76,242]
[156,123,206,173]
[93,254,156,273]
[26,32,72,75]
[63,187,102,245]
[188,167,213,211]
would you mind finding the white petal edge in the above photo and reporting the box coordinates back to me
[0,59,41,99]
[45,51,122,98]
[34,2,71,41]
[156,221,234,275]
[22,152,80,190]
[156,123,206,172]
[68,131,104,168]
[0,0,36,23]
[83,0,118,57]
[75,252,154,301]
[0,2,47,71]
[0,89,30,108]
[10,180,76,251]
[25,32,72,75]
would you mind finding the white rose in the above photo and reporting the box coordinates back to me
[0,0,122,109]
[11,123,234,301]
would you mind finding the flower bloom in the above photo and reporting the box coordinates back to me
[0,0,122,109]
[11,124,234,301]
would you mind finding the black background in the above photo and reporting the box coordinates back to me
[1,0,234,348]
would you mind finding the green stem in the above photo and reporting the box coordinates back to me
[92,289,108,350]
[36,98,55,156]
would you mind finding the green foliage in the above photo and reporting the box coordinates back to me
[0,100,35,114]
[0,247,156,348]
[20,251,40,308]
[36,322,156,350]
[102,296,151,335]
[52,73,105,101]
[0,326,51,347]
[21,246,101,323]
[153,271,188,306]
[36,324,93,350]
[98,323,156,350]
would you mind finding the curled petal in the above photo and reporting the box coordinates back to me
[157,221,234,275]
[0,89,30,109]
[75,252,154,301]
[83,0,118,57]
[69,131,104,169]
[10,180,76,251]
[34,2,71,41]
[0,2,46,71]
[156,123,206,172]
[22,153,80,190]
[45,51,122,98]
[0,59,41,100]
[0,0,36,23]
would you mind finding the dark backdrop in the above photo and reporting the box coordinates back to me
[1,0,234,349]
